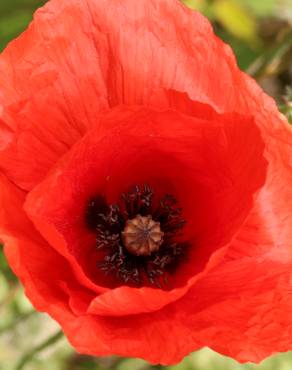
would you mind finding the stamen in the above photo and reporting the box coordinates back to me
[86,185,188,287]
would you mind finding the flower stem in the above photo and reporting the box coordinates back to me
[14,330,63,370]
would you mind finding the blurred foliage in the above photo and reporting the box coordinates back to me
[1,0,292,369]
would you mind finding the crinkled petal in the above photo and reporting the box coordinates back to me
[0,0,291,364]
[46,249,292,364]
[24,105,266,316]
[0,0,275,191]
[0,173,89,314]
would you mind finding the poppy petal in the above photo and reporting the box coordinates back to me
[24,105,266,315]
[0,174,85,313]
[0,0,269,191]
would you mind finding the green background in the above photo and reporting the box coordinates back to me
[1,0,292,369]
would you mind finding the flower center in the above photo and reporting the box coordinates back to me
[122,215,164,256]
[86,184,189,287]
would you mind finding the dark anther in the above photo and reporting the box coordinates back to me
[85,195,109,231]
[86,184,188,287]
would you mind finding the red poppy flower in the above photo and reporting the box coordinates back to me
[1,0,292,365]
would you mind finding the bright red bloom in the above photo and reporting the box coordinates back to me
[0,0,292,365]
